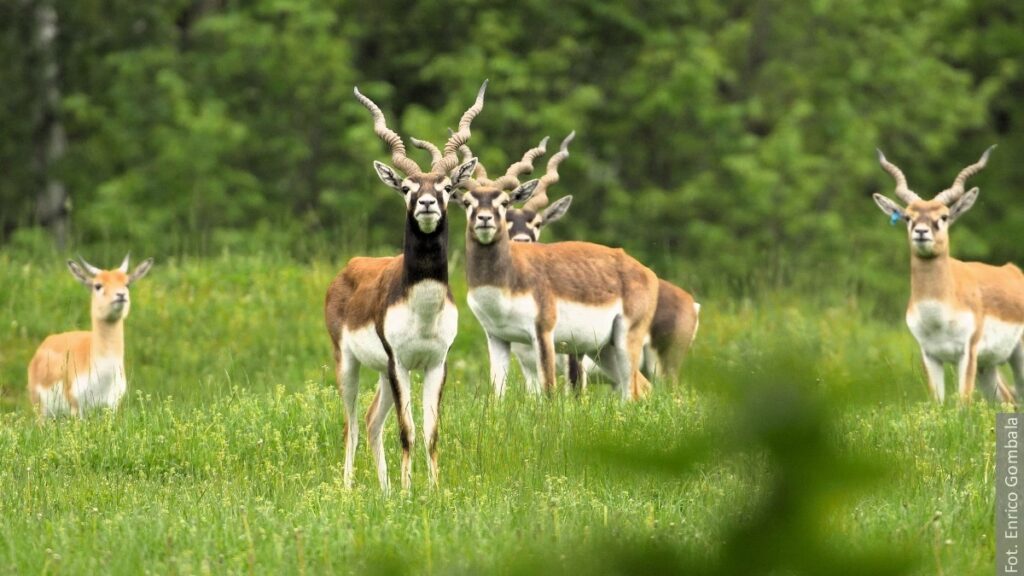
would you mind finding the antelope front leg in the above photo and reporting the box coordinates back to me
[486,334,512,398]
[956,343,979,403]
[920,350,946,403]
[365,375,393,493]
[422,362,446,488]
[389,361,416,492]
[1009,342,1024,403]
[337,347,362,489]
[512,343,542,395]
[567,355,587,395]
[976,366,999,402]
[533,326,557,396]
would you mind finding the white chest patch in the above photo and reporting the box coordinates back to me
[552,299,623,354]
[384,280,458,371]
[66,357,126,414]
[906,300,975,363]
[468,287,538,344]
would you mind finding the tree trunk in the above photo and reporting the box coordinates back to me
[33,0,69,249]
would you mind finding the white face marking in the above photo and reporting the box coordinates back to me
[395,179,419,208]
[410,178,452,233]
[469,192,510,244]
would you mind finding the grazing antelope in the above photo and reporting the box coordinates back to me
[27,255,153,419]
[324,82,483,492]
[440,133,660,400]
[872,145,1023,403]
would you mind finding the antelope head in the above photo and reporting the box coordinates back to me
[872,146,995,258]
[506,132,575,243]
[435,131,575,245]
[67,254,154,322]
[354,82,484,234]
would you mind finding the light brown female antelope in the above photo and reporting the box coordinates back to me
[324,82,482,492]
[872,146,1022,403]
[28,255,153,419]
[442,135,660,400]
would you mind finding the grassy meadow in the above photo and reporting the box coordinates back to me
[0,251,1003,574]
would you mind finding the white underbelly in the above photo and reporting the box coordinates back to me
[343,324,388,371]
[468,287,537,344]
[37,381,71,416]
[71,361,126,414]
[977,317,1024,366]
[552,299,623,354]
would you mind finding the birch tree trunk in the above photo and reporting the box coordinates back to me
[33,0,69,248]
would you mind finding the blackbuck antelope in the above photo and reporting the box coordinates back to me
[481,135,700,394]
[446,133,577,394]
[437,133,659,400]
[324,82,483,492]
[873,145,1023,403]
[28,255,153,419]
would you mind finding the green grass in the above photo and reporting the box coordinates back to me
[0,252,1004,574]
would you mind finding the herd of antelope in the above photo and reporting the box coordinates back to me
[24,81,1022,492]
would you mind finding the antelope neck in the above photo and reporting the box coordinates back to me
[402,211,449,288]
[910,252,957,303]
[91,316,125,359]
[466,228,514,288]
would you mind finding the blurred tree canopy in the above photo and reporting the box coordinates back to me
[1,0,1021,297]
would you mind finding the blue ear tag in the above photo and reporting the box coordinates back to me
[889,211,901,226]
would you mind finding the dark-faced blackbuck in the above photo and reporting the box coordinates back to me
[442,134,660,400]
[459,135,700,395]
[324,82,483,492]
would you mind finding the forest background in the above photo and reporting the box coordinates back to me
[2,0,1022,307]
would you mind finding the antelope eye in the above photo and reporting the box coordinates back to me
[463,199,472,207]
[904,216,911,222]
[93,283,102,291]
[501,201,510,208]
[401,186,410,193]
[444,185,452,193]
[940,215,949,222]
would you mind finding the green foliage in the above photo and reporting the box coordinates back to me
[1,0,1021,298]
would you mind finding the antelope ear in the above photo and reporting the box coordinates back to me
[373,161,404,191]
[129,258,154,284]
[451,158,478,189]
[872,193,904,220]
[67,260,93,286]
[510,179,540,204]
[948,187,979,223]
[540,195,573,227]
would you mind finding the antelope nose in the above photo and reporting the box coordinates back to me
[478,214,493,223]
[418,198,436,208]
